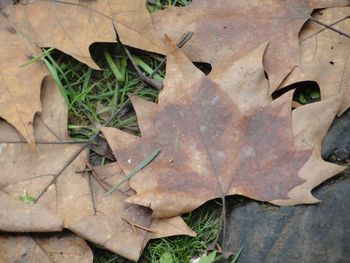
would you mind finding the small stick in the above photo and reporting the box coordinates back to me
[124,47,163,90]
[121,216,155,233]
[87,170,97,215]
[88,163,131,197]
[35,143,87,201]
[176,31,194,48]
[301,16,350,42]
[309,16,350,39]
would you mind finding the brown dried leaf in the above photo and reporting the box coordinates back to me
[0,14,47,146]
[91,135,115,161]
[0,232,93,263]
[0,76,88,232]
[102,41,345,218]
[6,0,166,69]
[280,6,350,115]
[0,77,194,261]
[85,163,195,261]
[151,0,349,91]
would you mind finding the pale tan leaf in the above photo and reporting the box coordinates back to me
[7,0,166,69]
[0,76,194,261]
[280,7,350,114]
[0,232,93,263]
[77,163,195,261]
[0,14,47,146]
[151,0,348,91]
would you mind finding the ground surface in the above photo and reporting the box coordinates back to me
[225,169,350,263]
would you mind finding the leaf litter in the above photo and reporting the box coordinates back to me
[0,0,349,261]
[0,76,194,261]
[151,0,350,91]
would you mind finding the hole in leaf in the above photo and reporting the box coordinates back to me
[272,81,321,107]
[193,62,212,75]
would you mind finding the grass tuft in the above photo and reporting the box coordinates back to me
[143,205,221,262]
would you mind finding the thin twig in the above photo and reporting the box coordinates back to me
[301,15,350,42]
[87,170,97,215]
[88,163,131,197]
[121,216,155,233]
[124,47,163,90]
[35,143,88,201]
[176,32,194,48]
[309,16,350,39]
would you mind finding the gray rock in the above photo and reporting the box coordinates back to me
[225,170,350,263]
[322,109,350,163]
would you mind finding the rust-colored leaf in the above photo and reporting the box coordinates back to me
[0,13,47,146]
[102,41,345,218]
[0,232,93,263]
[0,77,194,261]
[151,0,349,91]
[6,0,166,69]
[280,6,350,115]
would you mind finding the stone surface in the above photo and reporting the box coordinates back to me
[322,109,350,163]
[225,170,350,263]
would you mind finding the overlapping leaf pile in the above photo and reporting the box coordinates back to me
[0,0,349,262]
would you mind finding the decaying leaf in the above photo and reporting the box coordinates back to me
[280,6,350,115]
[0,76,88,232]
[0,232,93,263]
[102,40,345,218]
[0,76,194,261]
[86,163,195,261]
[151,0,349,91]
[0,13,47,146]
[6,0,166,69]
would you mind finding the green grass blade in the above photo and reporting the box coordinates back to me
[81,68,92,101]
[42,57,70,107]
[231,247,243,263]
[131,55,164,81]
[104,49,124,82]
[20,47,54,67]
[106,148,161,194]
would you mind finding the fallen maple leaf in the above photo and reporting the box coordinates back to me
[0,232,93,263]
[0,13,47,146]
[102,40,345,218]
[0,76,194,261]
[6,0,166,69]
[280,6,350,115]
[151,0,349,92]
